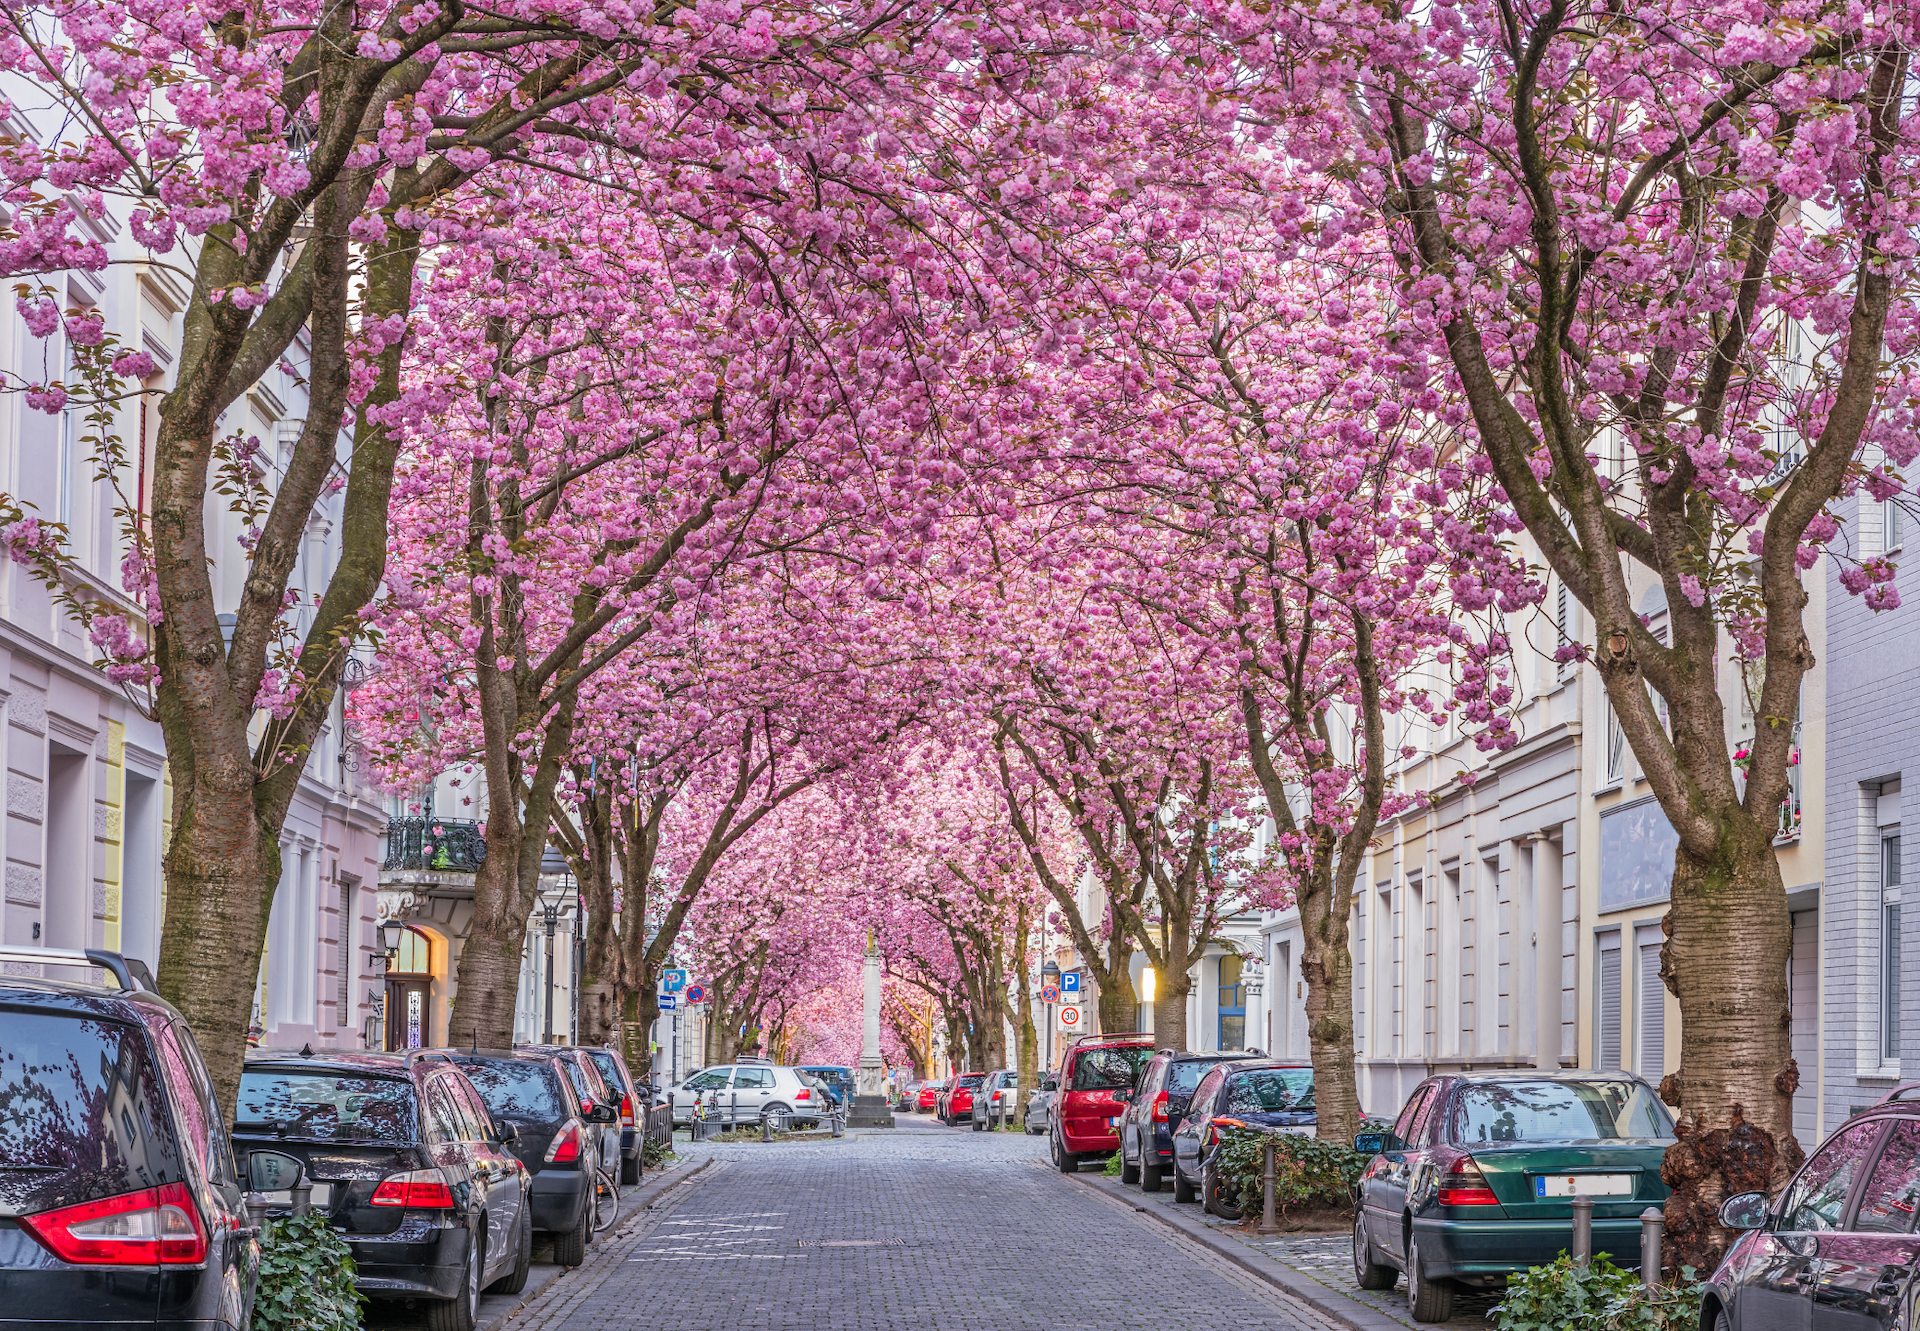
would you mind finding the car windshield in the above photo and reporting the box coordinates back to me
[584,1051,626,1095]
[1072,1046,1150,1091]
[236,1071,416,1142]
[1170,1059,1232,1094]
[1224,1068,1316,1114]
[1449,1079,1673,1143]
[462,1061,562,1121]
[957,1074,986,1088]
[0,1011,183,1214]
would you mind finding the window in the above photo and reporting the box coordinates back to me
[1605,701,1626,783]
[735,1067,774,1090]
[1391,1085,1432,1146]
[1070,1047,1150,1091]
[455,1079,498,1141]
[1597,933,1623,1071]
[437,1076,484,1141]
[234,1072,416,1143]
[461,1060,561,1120]
[1888,495,1907,554]
[423,1081,463,1143]
[1887,834,1904,1063]
[1556,581,1575,679]
[1782,1119,1884,1232]
[1218,954,1246,1050]
[686,1068,731,1091]
[1856,1120,1920,1233]
[1224,1068,1315,1115]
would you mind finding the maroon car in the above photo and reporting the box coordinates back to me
[940,1072,986,1126]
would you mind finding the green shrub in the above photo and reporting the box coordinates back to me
[1491,1252,1706,1331]
[1101,1153,1124,1176]
[643,1138,675,1168]
[251,1210,361,1331]
[1214,1129,1367,1216]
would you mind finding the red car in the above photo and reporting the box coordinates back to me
[1050,1032,1155,1171]
[940,1072,986,1125]
[916,1081,942,1112]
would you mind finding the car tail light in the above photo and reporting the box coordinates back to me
[370,1169,456,1209]
[620,1095,634,1127]
[21,1181,207,1266]
[1152,1091,1169,1122]
[545,1121,585,1164]
[1437,1154,1500,1207]
[797,1088,812,1101]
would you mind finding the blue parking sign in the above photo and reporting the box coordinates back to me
[663,968,687,994]
[1061,971,1081,996]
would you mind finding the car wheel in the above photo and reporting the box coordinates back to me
[1172,1161,1197,1203]
[1119,1135,1141,1186]
[552,1217,588,1268]
[488,1207,534,1296]
[1406,1239,1456,1323]
[1052,1132,1078,1173]
[1353,1215,1396,1290]
[621,1153,639,1185]
[1203,1157,1242,1221]
[1140,1157,1164,1193]
[426,1229,481,1331]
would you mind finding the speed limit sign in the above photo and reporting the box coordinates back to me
[1059,1005,1082,1028]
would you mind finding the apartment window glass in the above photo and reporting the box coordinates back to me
[1605,700,1626,783]
[1887,833,1903,1063]
[1888,495,1908,554]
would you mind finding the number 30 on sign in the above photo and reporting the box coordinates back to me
[1059,1005,1082,1028]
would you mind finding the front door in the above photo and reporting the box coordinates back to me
[1369,1084,1436,1263]
[386,976,431,1050]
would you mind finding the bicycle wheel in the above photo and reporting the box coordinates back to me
[592,1168,620,1233]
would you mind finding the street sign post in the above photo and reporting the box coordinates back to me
[659,994,679,1011]
[684,983,709,1005]
[662,968,688,994]
[1061,972,1081,999]
[1059,1005,1081,1028]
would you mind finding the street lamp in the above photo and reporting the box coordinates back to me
[538,847,572,1044]
[1040,960,1061,1070]
[376,920,405,958]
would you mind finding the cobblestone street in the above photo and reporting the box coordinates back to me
[504,1123,1353,1331]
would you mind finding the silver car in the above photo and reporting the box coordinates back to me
[969,1069,1020,1130]
[1024,1072,1060,1134]
[666,1063,828,1127]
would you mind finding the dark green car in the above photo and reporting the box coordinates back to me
[1353,1071,1675,1322]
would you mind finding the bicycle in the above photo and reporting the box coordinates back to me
[591,1164,621,1234]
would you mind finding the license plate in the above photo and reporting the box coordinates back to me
[264,1182,333,1209]
[1534,1174,1633,1198]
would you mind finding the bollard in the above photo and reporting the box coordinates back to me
[1571,1194,1594,1268]
[1255,1138,1280,1235]
[761,1113,773,1142]
[290,1180,313,1218]
[1640,1207,1664,1288]
[244,1191,267,1234]
[831,1111,844,1139]
[730,1090,739,1128]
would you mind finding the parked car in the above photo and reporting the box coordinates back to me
[1169,1060,1317,1215]
[797,1065,854,1111]
[1352,1071,1674,1323]
[437,1050,607,1268]
[1119,1050,1259,1191]
[918,1079,946,1113]
[1025,1074,1058,1134]
[1703,1089,1920,1331]
[940,1071,987,1126]
[518,1045,620,1179]
[1,947,262,1331]
[233,1047,533,1331]
[577,1045,645,1184]
[1049,1032,1156,1172]
[895,1080,922,1111]
[664,1064,829,1127]
[969,1070,1020,1130]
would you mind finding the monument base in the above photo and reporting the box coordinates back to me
[847,1093,896,1128]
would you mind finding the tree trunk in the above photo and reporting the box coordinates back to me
[1301,883,1363,1143]
[1658,833,1800,1273]
[1152,966,1192,1053]
[1097,935,1138,1033]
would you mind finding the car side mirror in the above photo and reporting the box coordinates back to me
[590,1104,617,1124]
[1353,1131,1387,1156]
[1718,1192,1770,1231]
[495,1121,520,1145]
[247,1149,305,1192]
[1113,1087,1132,1103]
[1042,1076,1059,1092]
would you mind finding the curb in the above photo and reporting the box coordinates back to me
[1075,1172,1407,1331]
[477,1155,716,1331]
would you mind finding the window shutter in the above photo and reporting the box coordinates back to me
[1556,582,1574,679]
[1637,936,1664,1080]
[1597,936,1622,1070]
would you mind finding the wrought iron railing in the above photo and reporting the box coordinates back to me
[383,817,488,872]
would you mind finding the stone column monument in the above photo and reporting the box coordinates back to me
[848,930,895,1128]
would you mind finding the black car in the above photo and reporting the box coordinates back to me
[233,1049,532,1331]
[1704,1091,1920,1331]
[1169,1060,1317,1216]
[517,1046,619,1185]
[578,1047,644,1184]
[444,1051,612,1267]
[1,947,260,1331]
[1117,1050,1258,1192]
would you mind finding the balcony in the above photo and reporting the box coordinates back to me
[383,817,488,872]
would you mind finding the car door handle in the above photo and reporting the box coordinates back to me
[1795,1270,1819,1285]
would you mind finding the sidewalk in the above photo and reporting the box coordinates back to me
[1072,1170,1502,1331]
